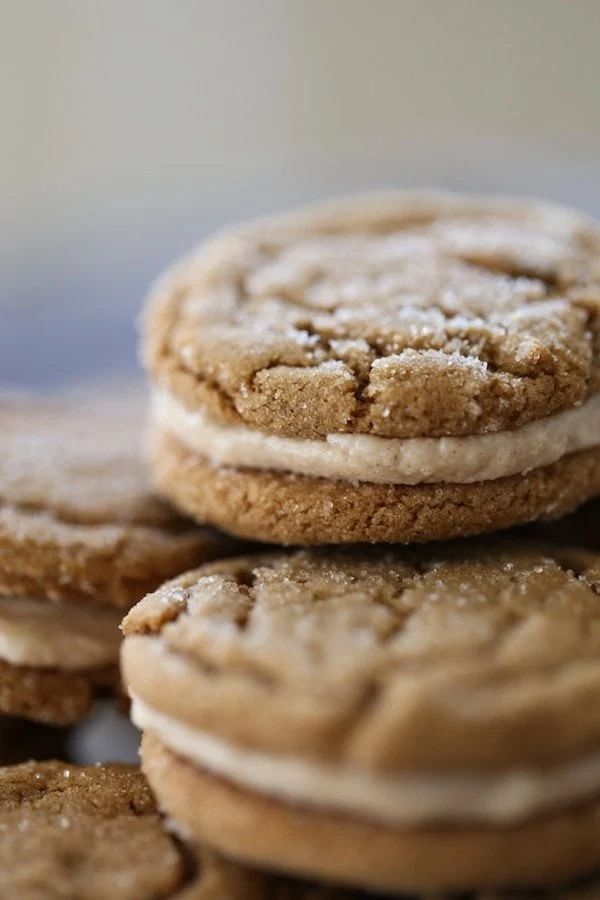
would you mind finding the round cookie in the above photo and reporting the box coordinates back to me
[0,759,268,900]
[0,387,237,725]
[123,543,600,894]
[0,760,186,899]
[143,191,600,544]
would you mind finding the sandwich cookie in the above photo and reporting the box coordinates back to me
[0,388,235,725]
[123,544,600,894]
[0,759,267,899]
[143,191,600,544]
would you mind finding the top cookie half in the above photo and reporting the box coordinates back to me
[0,386,233,607]
[143,192,600,543]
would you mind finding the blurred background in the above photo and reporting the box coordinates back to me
[2,0,600,387]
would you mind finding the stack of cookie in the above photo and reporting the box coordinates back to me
[119,192,600,897]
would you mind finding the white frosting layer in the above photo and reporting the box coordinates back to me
[153,389,600,485]
[0,597,122,670]
[132,697,600,826]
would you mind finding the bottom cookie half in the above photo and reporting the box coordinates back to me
[151,432,600,544]
[0,658,118,726]
[141,734,600,895]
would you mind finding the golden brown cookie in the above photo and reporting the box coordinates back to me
[123,543,600,893]
[0,387,239,725]
[142,191,600,543]
[0,658,117,727]
[0,760,185,899]
[143,739,600,900]
[0,759,268,900]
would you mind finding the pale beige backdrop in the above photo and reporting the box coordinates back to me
[1,0,599,385]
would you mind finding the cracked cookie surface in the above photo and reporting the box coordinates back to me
[124,541,600,893]
[123,542,600,771]
[144,192,600,440]
[143,193,600,543]
[0,760,188,899]
[0,388,230,607]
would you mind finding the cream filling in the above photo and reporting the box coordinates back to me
[131,697,600,826]
[0,597,122,670]
[153,389,600,485]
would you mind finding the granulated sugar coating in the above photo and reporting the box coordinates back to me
[127,539,600,893]
[0,761,186,899]
[144,191,600,440]
[123,543,600,771]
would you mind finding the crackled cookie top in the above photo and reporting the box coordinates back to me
[144,192,600,439]
[0,387,181,527]
[0,761,186,899]
[0,387,232,607]
[123,543,600,771]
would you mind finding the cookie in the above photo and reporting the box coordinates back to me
[0,759,267,899]
[142,191,600,544]
[0,387,237,725]
[123,543,600,893]
[0,760,185,898]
